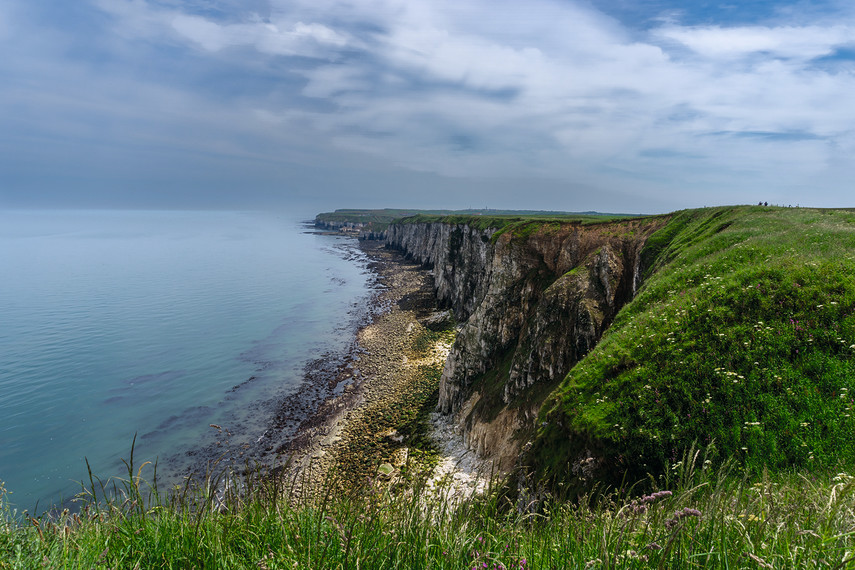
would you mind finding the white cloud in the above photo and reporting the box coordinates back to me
[171,18,351,56]
[8,0,855,209]
[655,24,854,60]
[96,0,353,58]
[171,14,227,51]
[268,0,855,199]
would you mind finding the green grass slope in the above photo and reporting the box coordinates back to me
[316,208,640,235]
[531,206,855,490]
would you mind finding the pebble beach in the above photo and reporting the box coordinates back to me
[281,240,492,501]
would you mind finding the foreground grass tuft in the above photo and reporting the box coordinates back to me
[2,450,855,569]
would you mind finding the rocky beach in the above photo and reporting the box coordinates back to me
[277,239,493,501]
[164,233,495,504]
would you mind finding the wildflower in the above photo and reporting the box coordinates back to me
[642,490,672,503]
[665,507,702,529]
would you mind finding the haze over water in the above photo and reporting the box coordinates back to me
[0,210,372,509]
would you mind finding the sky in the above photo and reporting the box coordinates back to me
[1,0,854,215]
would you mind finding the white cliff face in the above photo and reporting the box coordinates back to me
[386,218,665,468]
[385,223,495,321]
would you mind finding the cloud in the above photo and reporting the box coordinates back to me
[170,15,351,56]
[94,0,354,57]
[655,24,854,60]
[4,0,855,211]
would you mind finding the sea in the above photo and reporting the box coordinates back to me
[0,209,375,511]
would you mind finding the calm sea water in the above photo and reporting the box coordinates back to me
[0,210,373,509]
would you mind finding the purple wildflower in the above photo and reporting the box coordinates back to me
[665,507,703,529]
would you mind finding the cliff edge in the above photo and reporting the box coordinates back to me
[387,216,667,471]
[317,207,855,494]
[385,207,855,494]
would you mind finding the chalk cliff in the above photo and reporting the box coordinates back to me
[386,218,666,469]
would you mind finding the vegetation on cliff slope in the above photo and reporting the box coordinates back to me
[531,206,855,490]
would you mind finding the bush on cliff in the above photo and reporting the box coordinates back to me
[530,206,855,492]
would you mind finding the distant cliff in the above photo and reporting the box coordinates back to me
[313,219,388,240]
[386,217,666,470]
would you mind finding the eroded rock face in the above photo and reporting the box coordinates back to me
[385,223,495,321]
[504,237,648,403]
[386,218,664,466]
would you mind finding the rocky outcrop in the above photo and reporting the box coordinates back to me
[386,217,666,468]
[358,229,388,241]
[314,219,387,240]
[314,220,364,232]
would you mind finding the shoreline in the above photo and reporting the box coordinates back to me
[277,238,493,500]
[280,238,443,496]
[165,233,493,503]
[152,232,380,492]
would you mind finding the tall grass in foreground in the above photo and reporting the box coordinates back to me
[1,449,854,569]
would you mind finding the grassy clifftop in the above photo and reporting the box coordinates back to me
[315,208,639,234]
[531,206,855,489]
[398,211,638,232]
